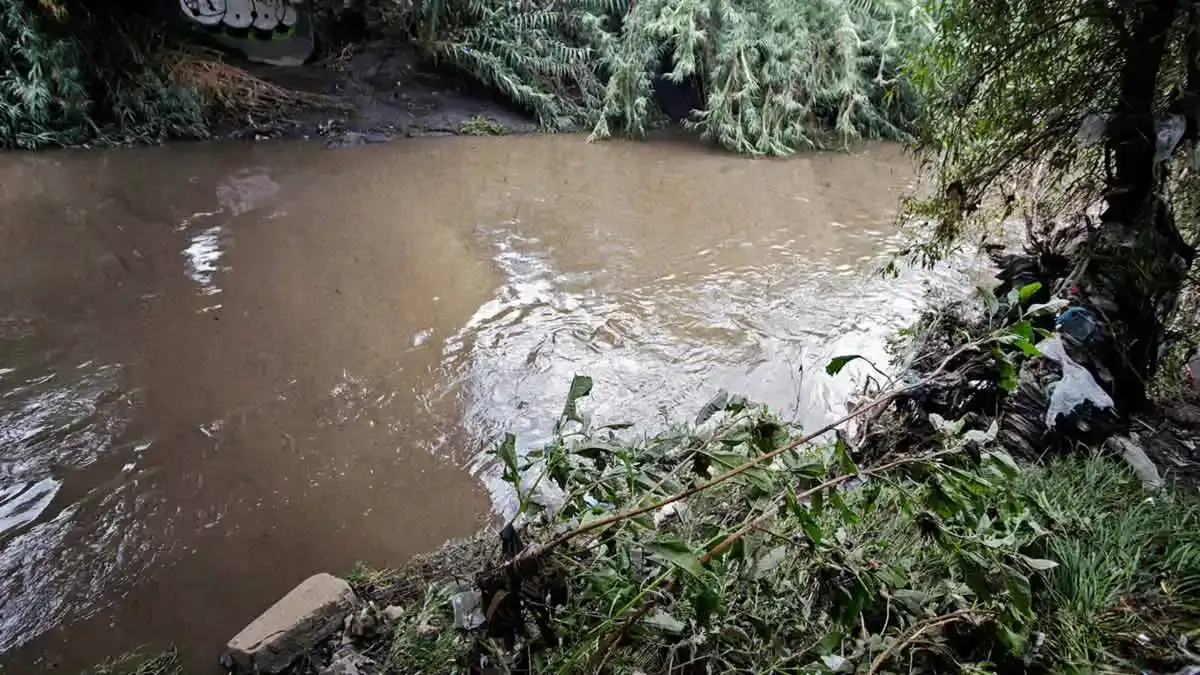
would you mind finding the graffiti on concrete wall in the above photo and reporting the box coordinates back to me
[179,0,300,38]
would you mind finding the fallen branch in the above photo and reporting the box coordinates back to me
[867,609,983,675]
[581,446,960,674]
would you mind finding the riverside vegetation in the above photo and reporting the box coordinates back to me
[2,0,926,151]
[27,0,1200,672]
[308,276,1200,675]
[83,356,1200,674]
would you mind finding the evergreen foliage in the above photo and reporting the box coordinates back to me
[374,0,930,153]
[383,0,624,131]
[592,0,931,155]
[0,0,208,149]
[368,380,1200,674]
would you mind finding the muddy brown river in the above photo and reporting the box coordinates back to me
[0,136,977,672]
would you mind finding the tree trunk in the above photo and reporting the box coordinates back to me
[1001,0,1195,449]
[961,1,1197,456]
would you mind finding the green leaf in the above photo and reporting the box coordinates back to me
[1019,555,1059,571]
[498,433,519,481]
[1024,298,1069,318]
[802,519,823,547]
[643,609,686,633]
[834,436,858,475]
[1010,320,1033,341]
[928,413,965,438]
[986,450,1021,478]
[826,355,865,376]
[706,451,774,492]
[1017,281,1042,303]
[993,347,1018,393]
[961,420,999,446]
[1014,338,1041,357]
[996,621,1027,652]
[646,538,706,578]
[829,489,860,525]
[573,442,622,459]
[977,285,1000,315]
[560,374,593,423]
[752,545,789,579]
[689,585,721,626]
[811,488,826,516]
[785,486,802,516]
[1003,566,1033,618]
[958,551,995,601]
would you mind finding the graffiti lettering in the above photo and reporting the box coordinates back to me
[180,0,299,37]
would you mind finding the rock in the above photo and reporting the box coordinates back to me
[451,589,484,630]
[224,573,358,674]
[381,604,405,623]
[321,646,376,675]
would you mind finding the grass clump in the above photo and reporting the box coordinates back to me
[346,560,402,596]
[84,648,182,675]
[1019,458,1200,671]
[370,377,1200,674]
[459,115,507,136]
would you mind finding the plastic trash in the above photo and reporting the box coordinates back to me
[451,589,485,630]
[1105,435,1163,490]
[519,466,566,514]
[1039,337,1115,430]
[1156,114,1186,163]
[1055,306,1102,347]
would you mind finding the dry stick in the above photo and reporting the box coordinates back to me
[866,609,981,675]
[587,596,658,674]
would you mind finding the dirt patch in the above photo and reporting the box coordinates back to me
[215,41,539,146]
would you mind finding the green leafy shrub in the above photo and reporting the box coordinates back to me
[0,0,208,149]
[374,377,1200,674]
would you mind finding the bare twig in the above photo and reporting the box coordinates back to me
[587,599,657,674]
[867,609,983,675]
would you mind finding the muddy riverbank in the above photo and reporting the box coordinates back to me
[214,41,539,145]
